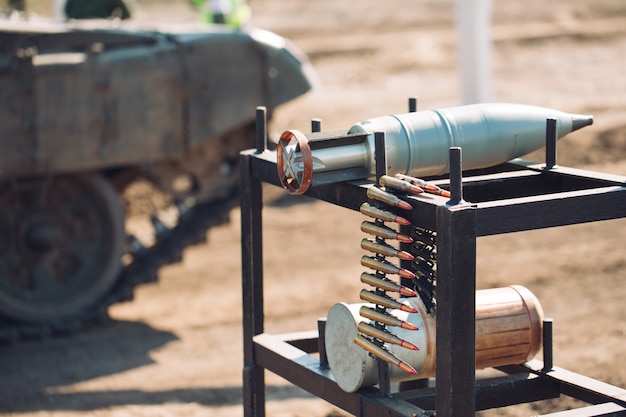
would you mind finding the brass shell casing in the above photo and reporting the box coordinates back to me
[325,285,544,392]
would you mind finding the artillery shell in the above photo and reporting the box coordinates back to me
[360,239,414,261]
[359,306,419,330]
[359,289,418,313]
[361,221,413,243]
[353,334,417,375]
[361,256,416,279]
[379,175,424,195]
[360,272,417,297]
[366,186,413,210]
[394,173,451,198]
[359,202,411,226]
[358,322,419,350]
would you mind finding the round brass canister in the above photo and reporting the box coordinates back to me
[325,285,544,393]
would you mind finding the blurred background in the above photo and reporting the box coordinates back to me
[0,1,625,416]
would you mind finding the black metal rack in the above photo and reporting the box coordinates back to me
[240,107,626,417]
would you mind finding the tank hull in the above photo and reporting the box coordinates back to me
[0,21,316,180]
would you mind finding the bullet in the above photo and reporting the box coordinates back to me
[360,239,414,261]
[349,103,593,178]
[357,322,419,350]
[361,221,413,243]
[354,334,417,375]
[360,272,417,297]
[359,289,418,313]
[361,256,416,279]
[278,103,593,195]
[366,186,413,210]
[359,202,411,225]
[394,173,451,198]
[359,306,419,330]
[361,272,417,297]
[379,175,424,195]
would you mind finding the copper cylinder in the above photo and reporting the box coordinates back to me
[324,285,544,393]
[474,285,543,369]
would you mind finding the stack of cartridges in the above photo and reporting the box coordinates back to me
[325,175,543,392]
[354,174,448,375]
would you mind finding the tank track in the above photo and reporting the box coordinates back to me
[0,189,239,343]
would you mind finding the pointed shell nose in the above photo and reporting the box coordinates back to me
[571,114,594,132]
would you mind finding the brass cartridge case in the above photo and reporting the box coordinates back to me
[359,202,411,225]
[359,272,416,296]
[360,256,415,279]
[326,285,544,392]
[359,306,418,331]
[360,239,414,261]
[360,222,413,243]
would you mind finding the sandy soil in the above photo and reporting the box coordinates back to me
[1,0,625,416]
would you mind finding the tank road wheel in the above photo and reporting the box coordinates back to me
[0,173,125,327]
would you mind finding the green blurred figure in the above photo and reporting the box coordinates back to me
[191,0,251,28]
[7,0,25,12]
[65,0,131,20]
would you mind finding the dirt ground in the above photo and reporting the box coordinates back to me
[1,0,626,416]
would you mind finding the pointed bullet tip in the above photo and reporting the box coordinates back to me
[408,185,424,194]
[398,361,418,374]
[571,115,593,132]
[398,200,413,210]
[401,341,419,350]
[399,287,417,297]
[396,216,411,225]
[400,304,418,313]
[398,269,416,279]
[397,251,415,261]
[398,235,414,243]
[401,322,419,331]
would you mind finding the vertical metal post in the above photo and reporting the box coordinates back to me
[545,118,557,169]
[241,151,265,417]
[317,318,328,368]
[311,118,322,133]
[436,146,476,417]
[542,318,554,372]
[449,147,463,204]
[375,132,387,180]
[255,107,267,153]
[408,97,418,113]
[378,362,391,396]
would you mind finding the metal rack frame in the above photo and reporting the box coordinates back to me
[240,107,626,417]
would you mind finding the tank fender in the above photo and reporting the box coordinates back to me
[248,27,319,109]
[173,27,318,147]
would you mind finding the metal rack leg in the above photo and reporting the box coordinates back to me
[435,148,478,417]
[436,203,477,417]
[241,151,266,417]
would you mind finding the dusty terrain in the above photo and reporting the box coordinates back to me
[1,0,625,416]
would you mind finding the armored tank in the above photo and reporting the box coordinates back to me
[0,19,316,340]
